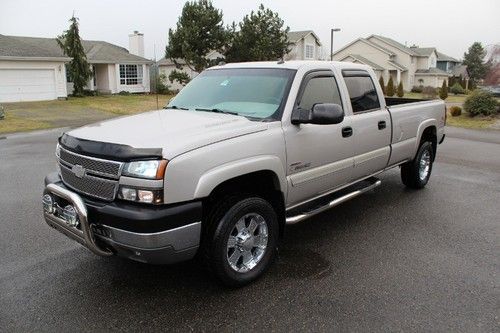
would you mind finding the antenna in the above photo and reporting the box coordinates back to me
[154,43,158,110]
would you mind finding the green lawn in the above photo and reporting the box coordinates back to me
[0,94,173,134]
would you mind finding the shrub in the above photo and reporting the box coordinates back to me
[155,74,172,95]
[422,86,437,99]
[397,81,404,97]
[450,82,465,95]
[379,76,386,95]
[82,89,99,96]
[463,90,499,116]
[439,80,448,100]
[411,85,423,93]
[449,105,462,117]
[0,105,4,120]
[386,77,395,97]
[118,90,131,95]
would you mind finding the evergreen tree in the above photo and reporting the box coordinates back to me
[379,76,386,95]
[439,80,448,100]
[225,4,290,62]
[397,81,404,97]
[57,16,92,96]
[463,42,491,86]
[166,0,229,72]
[386,77,395,97]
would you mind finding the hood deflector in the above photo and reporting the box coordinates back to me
[59,133,163,162]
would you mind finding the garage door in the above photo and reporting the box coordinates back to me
[0,69,57,102]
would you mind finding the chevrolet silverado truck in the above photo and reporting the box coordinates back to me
[43,61,446,286]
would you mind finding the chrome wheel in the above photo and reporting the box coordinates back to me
[419,149,431,181]
[226,213,269,273]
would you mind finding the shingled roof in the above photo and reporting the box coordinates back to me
[0,34,152,64]
[287,30,322,46]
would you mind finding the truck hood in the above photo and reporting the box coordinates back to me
[66,109,268,159]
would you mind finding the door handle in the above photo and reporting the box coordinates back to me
[378,121,386,130]
[342,126,353,138]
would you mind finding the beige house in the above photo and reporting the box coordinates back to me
[332,35,451,89]
[285,30,323,60]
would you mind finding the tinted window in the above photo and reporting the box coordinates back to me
[343,76,380,112]
[299,76,342,111]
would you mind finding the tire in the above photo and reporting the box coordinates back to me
[201,195,279,287]
[401,141,434,189]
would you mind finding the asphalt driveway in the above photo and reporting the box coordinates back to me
[0,127,498,332]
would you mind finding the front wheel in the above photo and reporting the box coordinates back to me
[401,141,434,189]
[202,196,279,287]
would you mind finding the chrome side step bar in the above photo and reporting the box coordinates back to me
[285,177,381,224]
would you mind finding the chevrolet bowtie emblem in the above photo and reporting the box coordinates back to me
[72,164,85,178]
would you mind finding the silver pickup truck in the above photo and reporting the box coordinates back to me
[43,61,446,286]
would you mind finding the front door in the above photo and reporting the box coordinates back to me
[284,71,355,207]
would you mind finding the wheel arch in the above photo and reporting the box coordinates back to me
[415,120,438,160]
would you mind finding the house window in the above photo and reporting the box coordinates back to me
[119,64,143,85]
[305,44,314,59]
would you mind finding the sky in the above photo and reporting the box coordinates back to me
[1,0,499,60]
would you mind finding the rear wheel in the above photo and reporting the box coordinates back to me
[401,141,434,189]
[201,195,278,287]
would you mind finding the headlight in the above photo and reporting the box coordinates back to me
[122,160,168,179]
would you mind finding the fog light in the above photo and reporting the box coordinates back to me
[120,187,137,201]
[63,205,79,227]
[42,194,55,214]
[138,190,154,203]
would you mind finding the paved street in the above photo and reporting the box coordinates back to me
[1,127,499,332]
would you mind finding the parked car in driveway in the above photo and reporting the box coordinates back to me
[479,85,500,97]
[42,61,446,286]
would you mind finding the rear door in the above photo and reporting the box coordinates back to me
[284,70,354,207]
[342,70,391,179]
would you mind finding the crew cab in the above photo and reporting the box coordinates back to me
[42,61,446,286]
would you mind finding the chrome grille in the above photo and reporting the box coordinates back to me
[59,163,118,201]
[59,147,122,179]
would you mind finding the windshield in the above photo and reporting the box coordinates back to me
[166,68,296,120]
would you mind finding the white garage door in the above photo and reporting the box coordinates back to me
[0,69,57,102]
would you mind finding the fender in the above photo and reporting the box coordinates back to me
[414,119,437,154]
[193,155,287,199]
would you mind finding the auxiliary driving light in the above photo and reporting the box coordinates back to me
[42,194,55,214]
[63,205,79,227]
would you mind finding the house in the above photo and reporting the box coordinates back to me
[332,35,450,89]
[436,51,460,73]
[157,50,222,91]
[0,31,152,103]
[285,30,323,61]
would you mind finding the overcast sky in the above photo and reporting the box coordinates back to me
[1,0,498,60]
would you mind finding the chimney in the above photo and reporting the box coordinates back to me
[129,31,144,57]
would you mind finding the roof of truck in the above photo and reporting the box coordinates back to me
[209,60,371,71]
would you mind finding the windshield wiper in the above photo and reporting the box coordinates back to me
[163,105,189,110]
[195,108,239,116]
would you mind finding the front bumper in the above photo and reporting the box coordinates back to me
[43,173,202,264]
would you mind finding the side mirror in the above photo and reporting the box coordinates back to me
[291,103,344,125]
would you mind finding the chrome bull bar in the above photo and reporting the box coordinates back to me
[43,183,113,257]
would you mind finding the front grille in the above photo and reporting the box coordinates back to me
[58,146,123,201]
[60,163,118,201]
[59,147,122,179]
